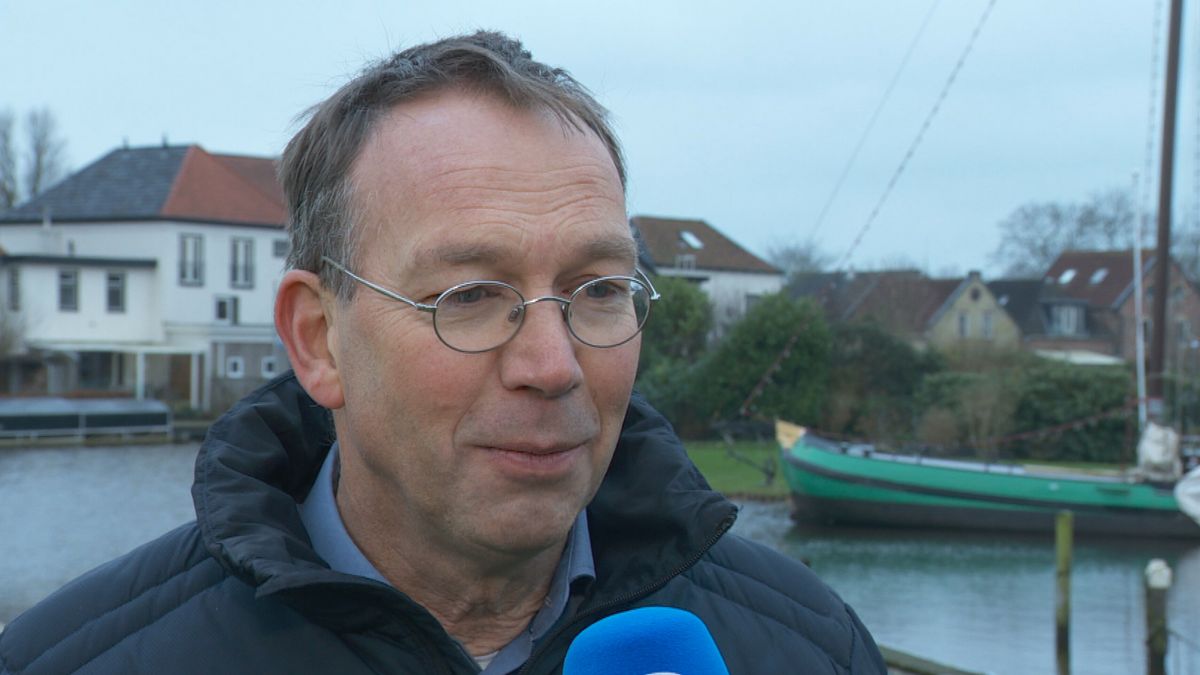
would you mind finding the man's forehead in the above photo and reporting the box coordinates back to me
[354,90,618,186]
[413,234,638,269]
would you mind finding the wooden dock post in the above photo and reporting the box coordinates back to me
[1145,559,1172,675]
[1055,510,1073,675]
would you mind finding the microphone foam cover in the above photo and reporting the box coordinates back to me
[562,606,730,675]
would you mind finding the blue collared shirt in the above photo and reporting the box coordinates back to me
[297,443,595,674]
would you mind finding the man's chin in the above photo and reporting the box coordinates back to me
[475,503,583,556]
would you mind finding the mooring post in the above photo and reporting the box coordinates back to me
[1145,558,1172,675]
[1055,510,1073,675]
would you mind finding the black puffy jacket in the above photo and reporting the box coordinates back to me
[0,374,885,674]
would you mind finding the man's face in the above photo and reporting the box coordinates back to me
[329,89,638,562]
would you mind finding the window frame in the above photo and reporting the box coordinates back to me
[6,267,19,312]
[106,271,126,313]
[58,268,80,312]
[260,356,278,379]
[215,295,239,325]
[1049,304,1084,336]
[225,356,245,379]
[179,233,205,286]
[231,237,255,289]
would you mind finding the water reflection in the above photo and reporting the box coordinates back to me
[0,443,198,623]
[2,446,1197,675]
[734,500,1200,675]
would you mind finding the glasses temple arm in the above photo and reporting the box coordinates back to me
[320,256,436,312]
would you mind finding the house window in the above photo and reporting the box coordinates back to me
[58,269,79,312]
[674,253,696,270]
[106,272,126,313]
[983,310,994,339]
[6,268,19,311]
[958,311,969,338]
[231,238,254,289]
[273,239,289,258]
[226,356,245,379]
[261,356,278,379]
[1049,305,1084,336]
[679,230,705,250]
[180,234,204,286]
[215,296,239,325]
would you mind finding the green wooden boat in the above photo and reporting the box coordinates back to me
[778,422,1200,539]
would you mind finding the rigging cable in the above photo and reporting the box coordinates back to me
[807,0,943,242]
[737,0,998,419]
[834,0,999,271]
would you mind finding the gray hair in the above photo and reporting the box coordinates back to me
[280,30,626,299]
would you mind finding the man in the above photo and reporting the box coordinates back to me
[0,31,884,674]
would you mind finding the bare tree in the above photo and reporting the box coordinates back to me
[990,188,1136,277]
[0,110,16,209]
[766,238,833,280]
[24,107,66,199]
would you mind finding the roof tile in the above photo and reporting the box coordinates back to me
[162,147,284,225]
[630,215,778,274]
[1,145,284,227]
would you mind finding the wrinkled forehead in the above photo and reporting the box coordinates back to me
[347,90,629,273]
[353,91,619,190]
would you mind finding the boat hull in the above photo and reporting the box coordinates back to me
[782,437,1200,539]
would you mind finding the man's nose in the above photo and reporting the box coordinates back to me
[497,298,583,397]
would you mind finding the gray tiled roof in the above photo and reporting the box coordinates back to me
[987,278,1049,335]
[0,146,190,222]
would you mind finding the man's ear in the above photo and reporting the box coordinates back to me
[275,269,345,409]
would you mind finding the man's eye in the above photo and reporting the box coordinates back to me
[445,286,487,305]
[584,280,626,299]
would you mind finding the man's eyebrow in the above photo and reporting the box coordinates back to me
[423,242,512,267]
[577,237,639,266]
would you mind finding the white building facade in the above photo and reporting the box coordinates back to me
[0,145,292,412]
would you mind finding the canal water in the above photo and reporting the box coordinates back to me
[2,443,1198,674]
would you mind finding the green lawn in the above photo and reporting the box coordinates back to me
[683,439,790,499]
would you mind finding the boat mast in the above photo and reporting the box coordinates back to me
[1147,0,1185,421]
[1134,177,1147,430]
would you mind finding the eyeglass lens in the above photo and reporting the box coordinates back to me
[433,278,650,352]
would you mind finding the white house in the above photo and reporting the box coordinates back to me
[631,215,783,336]
[0,144,291,412]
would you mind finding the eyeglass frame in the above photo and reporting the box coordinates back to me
[320,255,660,353]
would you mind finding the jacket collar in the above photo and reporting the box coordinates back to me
[193,373,737,621]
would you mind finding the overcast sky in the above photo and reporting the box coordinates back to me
[3,1,1198,276]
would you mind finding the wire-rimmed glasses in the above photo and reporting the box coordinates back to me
[321,256,660,353]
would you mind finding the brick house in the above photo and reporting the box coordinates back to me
[1027,249,1200,366]
[791,269,1020,351]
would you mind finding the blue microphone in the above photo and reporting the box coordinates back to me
[563,606,730,675]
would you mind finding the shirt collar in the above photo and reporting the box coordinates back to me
[297,442,595,672]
